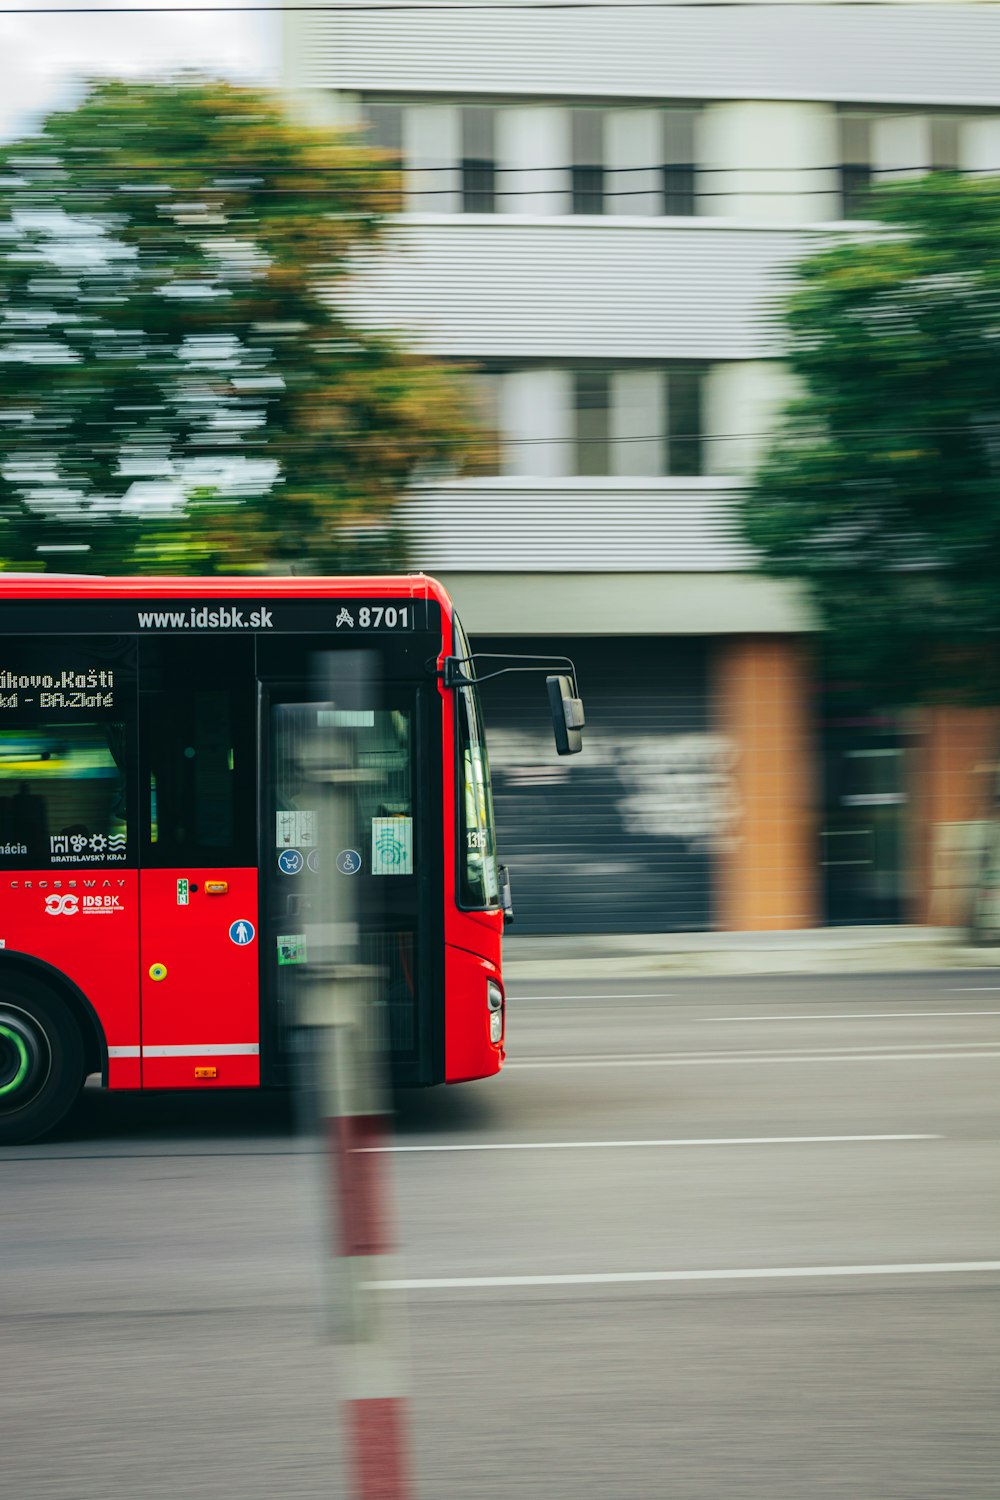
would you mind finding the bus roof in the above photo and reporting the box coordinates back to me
[0,573,453,611]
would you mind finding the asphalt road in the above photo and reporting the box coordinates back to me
[5,971,1000,1499]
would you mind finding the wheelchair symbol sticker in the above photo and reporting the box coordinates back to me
[277,849,304,876]
[336,849,362,875]
[229,919,256,946]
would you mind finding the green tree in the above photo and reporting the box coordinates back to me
[0,78,469,574]
[740,174,1000,705]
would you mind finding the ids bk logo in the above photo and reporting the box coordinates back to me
[45,893,79,916]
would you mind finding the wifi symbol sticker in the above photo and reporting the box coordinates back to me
[371,816,413,876]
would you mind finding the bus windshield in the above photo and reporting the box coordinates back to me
[455,620,499,909]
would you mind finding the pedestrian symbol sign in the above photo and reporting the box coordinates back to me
[229,919,256,946]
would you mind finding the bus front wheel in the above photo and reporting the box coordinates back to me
[0,984,84,1145]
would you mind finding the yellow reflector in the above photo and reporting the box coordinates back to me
[194,1067,218,1080]
[205,881,229,894]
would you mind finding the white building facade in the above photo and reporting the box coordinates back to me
[283,3,1000,934]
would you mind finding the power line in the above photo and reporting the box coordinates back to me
[1,162,988,176]
[3,161,993,206]
[0,420,995,450]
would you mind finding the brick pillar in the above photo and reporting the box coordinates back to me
[911,706,1000,926]
[714,636,818,931]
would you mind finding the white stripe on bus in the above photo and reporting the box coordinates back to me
[140,1044,260,1057]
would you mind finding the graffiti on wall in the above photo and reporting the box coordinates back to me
[488,727,740,849]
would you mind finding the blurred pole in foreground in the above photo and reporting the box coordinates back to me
[294,652,412,1500]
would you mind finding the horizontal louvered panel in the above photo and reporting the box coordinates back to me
[333,219,826,359]
[472,635,713,933]
[288,6,1000,108]
[399,479,752,571]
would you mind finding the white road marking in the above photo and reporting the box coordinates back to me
[513,993,677,1002]
[368,1261,1000,1293]
[524,1038,995,1062]
[365,1134,938,1154]
[518,1041,995,1061]
[507,1047,1000,1070]
[701,1011,1000,1023]
[947,986,1000,992]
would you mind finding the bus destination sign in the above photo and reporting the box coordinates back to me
[0,667,116,712]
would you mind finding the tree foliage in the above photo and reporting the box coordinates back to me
[740,174,1000,704]
[0,78,470,574]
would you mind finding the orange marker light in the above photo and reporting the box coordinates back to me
[194,1067,218,1080]
[205,881,229,894]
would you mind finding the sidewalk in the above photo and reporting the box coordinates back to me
[502,925,1000,980]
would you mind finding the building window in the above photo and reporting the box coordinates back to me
[571,110,605,215]
[362,101,403,165]
[840,114,873,219]
[360,97,704,219]
[662,110,697,216]
[469,366,712,478]
[461,106,496,213]
[840,110,981,216]
[930,115,960,173]
[462,371,502,476]
[666,367,703,478]
[573,369,611,474]
[568,366,704,477]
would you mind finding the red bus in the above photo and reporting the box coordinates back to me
[0,574,583,1144]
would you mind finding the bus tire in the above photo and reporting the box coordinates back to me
[0,981,85,1145]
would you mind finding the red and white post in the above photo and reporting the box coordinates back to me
[314,969,411,1500]
[294,655,413,1500]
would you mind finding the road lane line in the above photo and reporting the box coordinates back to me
[512,993,678,1002]
[368,1261,1000,1292]
[515,1041,997,1061]
[701,1011,1000,1023]
[364,1134,939,1154]
[506,1048,1000,1069]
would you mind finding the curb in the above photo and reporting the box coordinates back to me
[502,927,1000,981]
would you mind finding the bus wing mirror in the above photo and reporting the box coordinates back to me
[499,864,514,926]
[546,674,585,756]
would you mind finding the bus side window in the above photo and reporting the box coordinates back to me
[0,637,135,872]
[139,639,256,868]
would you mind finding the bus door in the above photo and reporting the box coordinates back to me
[259,676,444,1087]
[137,637,260,1090]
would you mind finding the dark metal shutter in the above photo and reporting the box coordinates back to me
[471,635,713,934]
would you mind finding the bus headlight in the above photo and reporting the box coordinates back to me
[487,980,504,1044]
